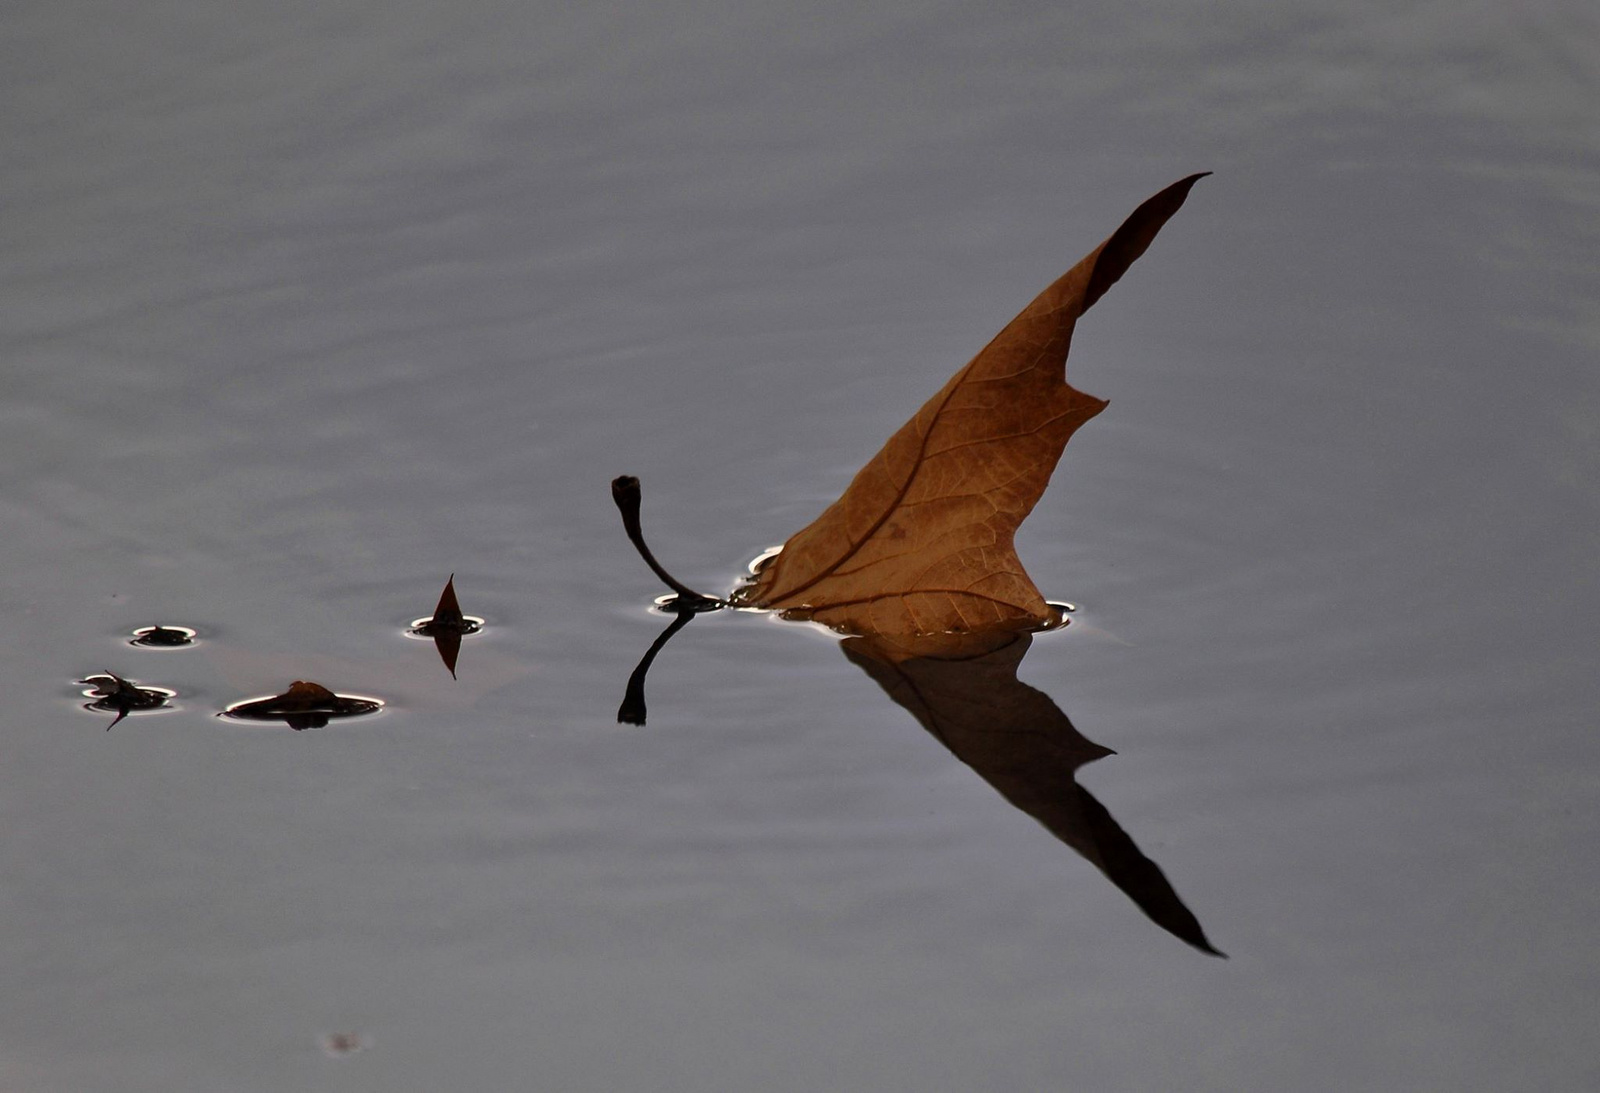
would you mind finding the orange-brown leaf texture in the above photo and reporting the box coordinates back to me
[741,174,1207,635]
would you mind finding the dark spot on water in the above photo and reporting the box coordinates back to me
[407,615,484,638]
[321,1031,367,1057]
[130,625,197,647]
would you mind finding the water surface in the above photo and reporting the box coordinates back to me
[4,2,1598,1090]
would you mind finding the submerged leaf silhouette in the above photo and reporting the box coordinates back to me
[843,630,1223,955]
[740,174,1207,635]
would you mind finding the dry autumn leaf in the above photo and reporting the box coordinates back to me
[737,174,1208,635]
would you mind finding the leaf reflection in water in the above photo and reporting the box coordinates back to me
[615,618,1222,955]
[842,628,1223,957]
[616,606,699,726]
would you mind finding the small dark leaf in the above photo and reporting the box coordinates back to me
[79,672,173,729]
[412,575,483,678]
[223,681,383,731]
[431,575,466,631]
[130,625,196,647]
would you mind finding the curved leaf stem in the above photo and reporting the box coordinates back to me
[610,476,725,610]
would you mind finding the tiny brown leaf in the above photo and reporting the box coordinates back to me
[740,174,1207,635]
[280,680,339,707]
[224,680,382,728]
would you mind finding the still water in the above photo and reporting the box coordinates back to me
[4,1,1598,1089]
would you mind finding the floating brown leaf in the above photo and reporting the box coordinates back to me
[223,680,383,731]
[739,174,1208,635]
[271,680,340,709]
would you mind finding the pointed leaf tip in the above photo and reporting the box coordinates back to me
[1082,173,1209,313]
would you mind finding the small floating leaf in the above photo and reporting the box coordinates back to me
[410,575,484,678]
[223,681,383,731]
[279,680,337,706]
[79,672,174,729]
[130,625,197,648]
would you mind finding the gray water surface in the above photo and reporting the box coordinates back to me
[5,2,1598,1090]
